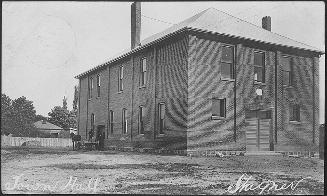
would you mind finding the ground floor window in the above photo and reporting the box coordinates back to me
[212,98,226,119]
[290,104,300,122]
[89,113,95,140]
[159,103,165,134]
[109,110,114,135]
[122,109,127,134]
[139,106,144,134]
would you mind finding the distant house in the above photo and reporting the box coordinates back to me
[34,120,68,138]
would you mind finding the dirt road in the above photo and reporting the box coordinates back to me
[1,147,324,194]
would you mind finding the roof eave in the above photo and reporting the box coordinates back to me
[188,27,324,55]
[75,27,189,79]
[75,26,324,79]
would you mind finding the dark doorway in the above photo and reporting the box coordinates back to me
[96,125,105,150]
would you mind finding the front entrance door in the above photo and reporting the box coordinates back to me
[245,110,272,151]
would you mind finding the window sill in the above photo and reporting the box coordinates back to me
[283,85,294,89]
[221,78,235,82]
[139,86,146,89]
[254,81,266,86]
[211,116,226,120]
[157,134,165,137]
[118,91,123,94]
[290,121,301,124]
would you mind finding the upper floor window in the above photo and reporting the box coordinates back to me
[118,66,124,92]
[221,45,234,79]
[138,106,144,134]
[290,104,300,122]
[89,77,93,99]
[158,103,165,134]
[212,98,226,119]
[140,58,147,87]
[122,109,127,134]
[282,56,292,86]
[254,51,265,83]
[96,74,100,97]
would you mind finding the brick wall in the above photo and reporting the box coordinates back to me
[78,30,319,153]
[78,76,88,139]
[78,67,109,141]
[274,53,319,152]
[187,34,240,151]
[152,35,188,149]
[107,58,133,145]
[186,31,318,152]
[78,34,189,150]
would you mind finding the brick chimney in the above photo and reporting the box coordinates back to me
[262,16,271,31]
[131,2,141,49]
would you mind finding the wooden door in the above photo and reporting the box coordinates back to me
[245,110,271,151]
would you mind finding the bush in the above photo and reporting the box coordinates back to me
[21,140,41,147]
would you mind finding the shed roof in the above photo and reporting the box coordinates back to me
[76,7,324,79]
[34,120,63,131]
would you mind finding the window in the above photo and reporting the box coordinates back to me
[245,110,271,119]
[282,56,292,86]
[109,110,114,134]
[140,58,147,87]
[158,103,165,134]
[290,104,300,122]
[89,77,93,99]
[96,74,100,97]
[254,52,265,83]
[221,45,234,79]
[122,109,127,134]
[118,66,124,92]
[91,113,95,131]
[212,98,226,118]
[245,110,258,119]
[138,106,144,134]
[259,110,271,119]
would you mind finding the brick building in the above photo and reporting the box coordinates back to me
[75,3,323,154]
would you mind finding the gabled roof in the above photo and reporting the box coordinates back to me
[34,120,63,130]
[75,8,324,79]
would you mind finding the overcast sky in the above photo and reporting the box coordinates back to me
[2,1,325,123]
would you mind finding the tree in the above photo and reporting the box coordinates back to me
[1,94,13,135]
[10,96,38,136]
[63,96,68,110]
[1,94,48,137]
[48,106,75,130]
[73,85,79,112]
[35,114,48,122]
[48,91,78,130]
[71,85,79,129]
[69,110,77,129]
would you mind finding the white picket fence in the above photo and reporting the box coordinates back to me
[1,135,73,148]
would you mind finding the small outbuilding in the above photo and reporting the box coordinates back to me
[34,120,67,138]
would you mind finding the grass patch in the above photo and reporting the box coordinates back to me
[47,162,201,172]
